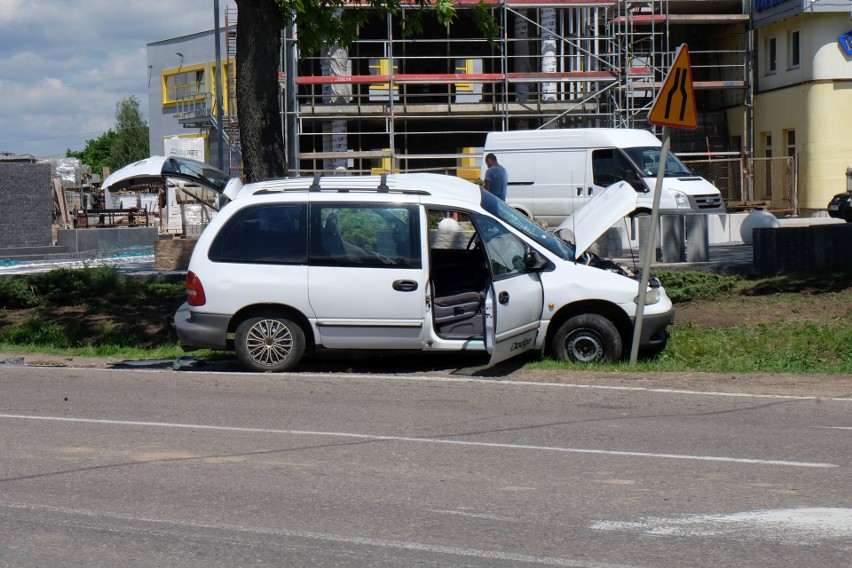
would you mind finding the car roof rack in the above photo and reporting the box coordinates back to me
[377,173,389,192]
[249,174,431,196]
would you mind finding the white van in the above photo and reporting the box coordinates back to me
[482,128,725,226]
[147,172,674,372]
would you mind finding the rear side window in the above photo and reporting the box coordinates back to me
[310,203,421,268]
[208,203,307,264]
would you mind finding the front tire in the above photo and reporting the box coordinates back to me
[235,315,305,372]
[551,314,622,363]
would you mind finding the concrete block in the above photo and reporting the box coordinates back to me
[753,223,852,274]
[0,162,52,247]
[155,238,198,270]
[56,227,158,253]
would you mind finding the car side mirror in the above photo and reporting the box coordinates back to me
[622,170,647,192]
[555,228,574,245]
[524,249,548,271]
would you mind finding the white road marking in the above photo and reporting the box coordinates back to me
[0,413,836,469]
[0,501,637,568]
[591,508,852,546]
[429,509,516,522]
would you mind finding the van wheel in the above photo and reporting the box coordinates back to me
[235,315,305,372]
[551,314,622,363]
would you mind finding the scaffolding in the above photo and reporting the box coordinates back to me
[229,1,750,187]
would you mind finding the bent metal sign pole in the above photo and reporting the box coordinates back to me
[630,44,697,365]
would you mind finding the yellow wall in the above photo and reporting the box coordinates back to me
[738,12,852,214]
[736,82,852,213]
[802,82,852,211]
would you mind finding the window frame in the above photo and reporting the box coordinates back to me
[766,36,777,75]
[162,63,208,106]
[788,30,800,70]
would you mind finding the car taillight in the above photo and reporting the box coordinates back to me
[186,271,206,306]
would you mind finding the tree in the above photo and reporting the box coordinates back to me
[110,96,150,170]
[234,0,496,182]
[66,129,118,177]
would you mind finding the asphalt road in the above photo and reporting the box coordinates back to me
[1,364,851,567]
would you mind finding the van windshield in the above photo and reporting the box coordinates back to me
[480,191,575,260]
[622,147,693,178]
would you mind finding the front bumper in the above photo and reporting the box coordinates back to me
[632,307,676,351]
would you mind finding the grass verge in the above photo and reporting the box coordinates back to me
[1,266,850,373]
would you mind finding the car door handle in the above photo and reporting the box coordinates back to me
[498,291,509,304]
[576,187,582,197]
[393,280,418,292]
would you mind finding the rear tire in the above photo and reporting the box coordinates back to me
[235,315,305,372]
[551,314,622,363]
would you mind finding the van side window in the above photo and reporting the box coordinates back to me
[309,203,421,269]
[592,149,635,187]
[208,204,307,264]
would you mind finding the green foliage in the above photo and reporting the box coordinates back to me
[0,266,184,310]
[110,96,150,170]
[654,271,740,303]
[280,0,494,55]
[66,129,118,176]
[65,95,149,173]
[0,277,40,309]
[1,316,68,347]
[338,208,400,249]
[653,320,852,373]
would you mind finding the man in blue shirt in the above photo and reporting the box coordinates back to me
[483,153,508,201]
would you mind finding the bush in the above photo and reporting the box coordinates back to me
[654,271,740,303]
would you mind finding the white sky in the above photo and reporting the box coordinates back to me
[0,0,236,158]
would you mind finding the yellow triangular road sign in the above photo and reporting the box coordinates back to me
[649,44,697,129]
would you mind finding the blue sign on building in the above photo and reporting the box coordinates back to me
[840,31,852,56]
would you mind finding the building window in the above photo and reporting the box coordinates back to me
[730,136,742,153]
[785,129,796,157]
[162,66,206,105]
[788,30,800,69]
[766,37,777,74]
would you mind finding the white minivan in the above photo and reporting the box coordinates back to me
[482,128,725,226]
[158,172,674,372]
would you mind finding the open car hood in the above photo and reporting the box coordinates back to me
[555,181,639,256]
[101,156,243,200]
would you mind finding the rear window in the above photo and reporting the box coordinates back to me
[208,204,307,264]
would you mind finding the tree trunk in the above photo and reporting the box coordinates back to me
[235,0,288,182]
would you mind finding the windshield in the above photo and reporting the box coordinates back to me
[480,190,575,261]
[622,147,693,178]
[162,157,232,192]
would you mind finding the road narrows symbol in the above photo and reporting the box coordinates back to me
[649,44,697,129]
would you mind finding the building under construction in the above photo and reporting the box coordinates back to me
[280,1,749,182]
[155,1,851,214]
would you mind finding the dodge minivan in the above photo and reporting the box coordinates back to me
[162,172,674,372]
